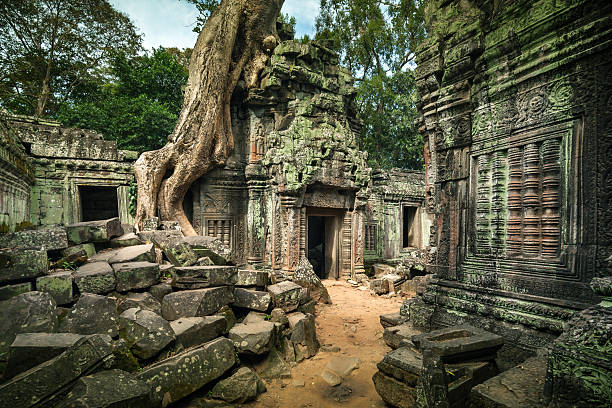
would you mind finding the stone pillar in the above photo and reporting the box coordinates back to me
[245,164,266,264]
[281,194,301,275]
[352,202,366,277]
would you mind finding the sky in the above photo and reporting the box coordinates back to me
[109,0,319,50]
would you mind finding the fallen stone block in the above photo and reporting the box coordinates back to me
[119,308,175,359]
[327,356,360,378]
[110,232,143,248]
[161,286,234,320]
[142,217,160,231]
[236,269,269,287]
[270,307,288,326]
[62,243,96,259]
[377,346,421,385]
[267,280,302,312]
[0,225,68,251]
[321,369,342,386]
[0,291,57,359]
[112,261,160,292]
[255,346,292,380]
[233,288,271,312]
[211,366,266,404]
[183,235,231,265]
[216,305,237,334]
[370,278,389,295]
[372,371,417,408]
[59,293,119,337]
[170,315,226,349]
[52,248,89,269]
[0,281,32,301]
[380,312,408,328]
[171,265,237,289]
[90,244,156,264]
[373,263,395,276]
[0,247,48,284]
[0,334,113,407]
[288,312,319,360]
[160,220,180,231]
[66,217,123,244]
[229,320,276,355]
[292,257,331,303]
[4,332,85,380]
[73,262,116,294]
[117,292,162,315]
[137,337,236,407]
[162,238,198,267]
[384,323,418,349]
[57,369,151,408]
[149,282,172,302]
[242,311,267,324]
[36,270,74,305]
[139,230,183,247]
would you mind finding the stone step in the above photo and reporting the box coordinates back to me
[383,323,418,349]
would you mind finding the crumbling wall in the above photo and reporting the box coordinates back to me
[411,0,612,365]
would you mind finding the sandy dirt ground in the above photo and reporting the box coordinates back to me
[245,280,407,408]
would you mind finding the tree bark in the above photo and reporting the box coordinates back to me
[134,0,284,236]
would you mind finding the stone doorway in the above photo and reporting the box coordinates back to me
[78,185,119,222]
[307,208,343,279]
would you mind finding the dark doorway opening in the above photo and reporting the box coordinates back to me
[308,216,326,278]
[403,206,418,248]
[79,185,118,222]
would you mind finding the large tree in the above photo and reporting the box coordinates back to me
[0,0,141,117]
[134,0,284,235]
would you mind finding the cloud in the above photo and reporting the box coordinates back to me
[282,0,319,38]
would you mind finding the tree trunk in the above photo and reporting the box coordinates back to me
[134,0,284,236]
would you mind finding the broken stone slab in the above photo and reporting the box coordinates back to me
[161,286,234,320]
[160,220,180,231]
[4,333,85,380]
[149,282,172,302]
[229,320,276,355]
[119,308,175,359]
[0,281,32,301]
[210,366,266,404]
[267,280,302,312]
[377,346,422,385]
[36,270,74,305]
[171,265,237,289]
[90,244,156,264]
[233,288,271,312]
[327,356,360,378]
[112,261,160,292]
[57,369,151,408]
[117,292,162,315]
[411,325,503,362]
[161,238,198,267]
[372,263,395,276]
[110,232,143,248]
[370,278,390,295]
[121,223,136,234]
[142,217,160,231]
[0,291,58,360]
[0,247,48,284]
[321,369,343,386]
[139,230,183,247]
[59,293,120,337]
[216,305,237,334]
[0,225,68,251]
[170,315,226,349]
[242,311,268,324]
[292,257,331,304]
[288,312,319,360]
[255,346,292,380]
[0,334,113,408]
[137,337,236,407]
[66,217,123,244]
[270,307,289,326]
[183,235,231,265]
[384,323,418,349]
[380,312,408,328]
[197,256,214,266]
[298,299,316,315]
[73,262,116,294]
[372,371,417,408]
[64,242,96,257]
[236,269,269,287]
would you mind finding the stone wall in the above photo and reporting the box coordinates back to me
[411,0,612,365]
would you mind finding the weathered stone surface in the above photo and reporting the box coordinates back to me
[58,369,151,408]
[162,238,198,267]
[384,323,418,349]
[137,337,236,407]
[377,346,421,385]
[66,217,122,244]
[117,292,162,315]
[149,282,172,302]
[63,243,96,259]
[370,278,389,295]
[36,270,73,305]
[327,356,360,378]
[139,230,183,248]
[73,262,116,294]
[142,217,160,231]
[0,281,32,300]
[112,261,160,292]
[288,312,318,359]
[372,263,395,276]
[229,320,276,355]
[171,265,237,289]
[468,357,547,408]
[216,305,237,334]
[236,269,269,287]
[0,291,57,359]
[0,225,68,251]
[270,307,288,326]
[4,333,84,380]
[242,311,267,324]
[292,257,331,303]
[380,312,407,328]
[211,367,266,404]
[110,232,143,248]
[0,247,48,284]
[0,334,113,407]
[170,315,226,348]
[321,369,342,386]
[160,220,180,231]
[183,235,231,265]
[255,346,292,380]
[90,244,156,264]
[59,293,119,337]
[412,325,503,361]
[372,371,417,408]
[161,286,234,320]
[267,280,302,312]
[119,308,175,359]
[196,256,214,266]
[233,288,271,312]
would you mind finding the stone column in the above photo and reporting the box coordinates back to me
[352,201,366,277]
[281,194,301,275]
[245,164,266,264]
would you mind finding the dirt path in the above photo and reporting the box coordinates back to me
[247,280,405,408]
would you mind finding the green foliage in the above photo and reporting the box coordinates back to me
[0,0,141,117]
[128,181,138,218]
[61,261,78,271]
[315,0,426,170]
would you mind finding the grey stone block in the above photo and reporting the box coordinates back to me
[112,261,160,292]
[0,247,48,284]
[161,286,234,321]
[73,262,116,294]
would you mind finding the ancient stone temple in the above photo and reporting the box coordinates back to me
[410,0,611,373]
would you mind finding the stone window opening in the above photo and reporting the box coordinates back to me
[402,205,419,248]
[78,185,119,222]
[205,218,232,248]
[365,224,377,252]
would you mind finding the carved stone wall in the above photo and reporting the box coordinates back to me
[412,0,612,365]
